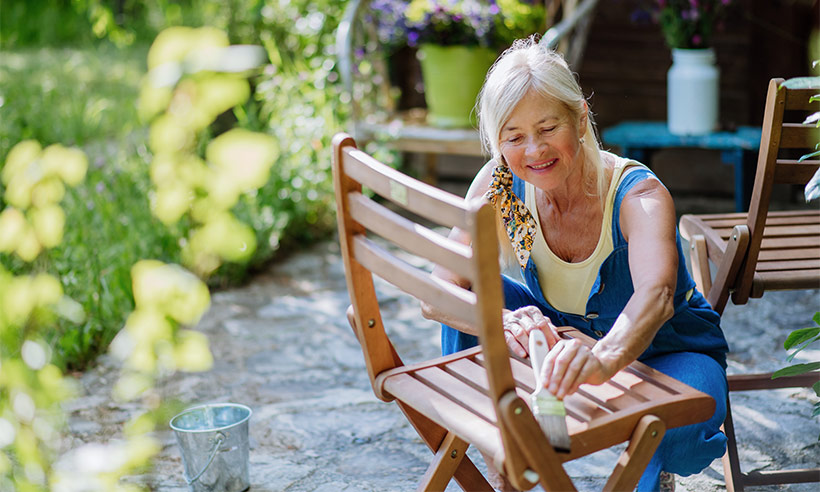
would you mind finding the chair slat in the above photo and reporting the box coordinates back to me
[712,224,820,238]
[756,269,820,289]
[574,382,648,413]
[348,192,476,281]
[755,258,820,271]
[414,367,497,424]
[444,358,494,393]
[381,373,503,455]
[352,236,478,325]
[774,159,820,184]
[342,148,472,229]
[784,86,820,110]
[698,213,820,229]
[758,248,820,261]
[760,235,820,250]
[777,124,818,149]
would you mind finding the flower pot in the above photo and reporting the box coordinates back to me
[667,48,720,136]
[417,44,497,128]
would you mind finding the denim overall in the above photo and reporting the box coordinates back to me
[441,166,729,491]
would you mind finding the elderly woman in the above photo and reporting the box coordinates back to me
[421,38,729,492]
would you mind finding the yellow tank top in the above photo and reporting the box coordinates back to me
[525,157,646,315]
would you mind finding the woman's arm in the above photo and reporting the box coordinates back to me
[540,176,679,398]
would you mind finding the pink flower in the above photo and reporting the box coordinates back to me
[692,34,702,45]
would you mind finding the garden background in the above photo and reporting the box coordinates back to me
[1,0,365,489]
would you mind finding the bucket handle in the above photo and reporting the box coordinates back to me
[185,432,225,485]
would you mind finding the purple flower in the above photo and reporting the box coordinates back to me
[691,34,702,45]
[407,31,420,47]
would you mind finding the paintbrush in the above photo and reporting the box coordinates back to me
[529,329,571,452]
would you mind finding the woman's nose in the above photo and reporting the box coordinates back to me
[525,137,545,157]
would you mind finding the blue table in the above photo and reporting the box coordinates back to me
[601,121,762,212]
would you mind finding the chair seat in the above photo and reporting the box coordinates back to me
[680,210,820,296]
[378,328,716,465]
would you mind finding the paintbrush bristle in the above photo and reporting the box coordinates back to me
[532,388,571,452]
[528,329,571,452]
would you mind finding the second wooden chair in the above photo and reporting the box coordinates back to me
[679,77,820,491]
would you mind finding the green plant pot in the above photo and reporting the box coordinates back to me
[417,44,497,129]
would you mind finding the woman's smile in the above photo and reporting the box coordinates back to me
[529,158,557,170]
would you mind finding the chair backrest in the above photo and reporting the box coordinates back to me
[733,77,820,304]
[331,132,516,417]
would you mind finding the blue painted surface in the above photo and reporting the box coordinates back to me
[601,121,762,212]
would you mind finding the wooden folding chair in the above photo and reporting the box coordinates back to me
[679,77,820,492]
[333,132,716,491]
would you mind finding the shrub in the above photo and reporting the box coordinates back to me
[0,0,354,370]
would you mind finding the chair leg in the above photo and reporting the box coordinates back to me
[690,234,712,297]
[398,402,494,492]
[602,415,666,492]
[706,225,750,314]
[722,397,745,492]
[418,432,469,492]
[498,392,577,492]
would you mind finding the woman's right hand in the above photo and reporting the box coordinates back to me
[502,306,560,358]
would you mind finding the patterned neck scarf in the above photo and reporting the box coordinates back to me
[483,162,537,270]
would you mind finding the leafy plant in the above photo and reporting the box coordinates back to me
[772,312,820,429]
[0,141,88,492]
[0,0,348,370]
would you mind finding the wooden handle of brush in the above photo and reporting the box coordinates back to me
[529,329,549,389]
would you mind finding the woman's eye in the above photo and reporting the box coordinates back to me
[541,126,556,133]
[507,136,522,144]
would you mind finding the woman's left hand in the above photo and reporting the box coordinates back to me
[539,339,616,399]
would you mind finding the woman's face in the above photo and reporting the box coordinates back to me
[498,89,587,193]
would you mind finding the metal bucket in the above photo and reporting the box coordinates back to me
[170,403,252,492]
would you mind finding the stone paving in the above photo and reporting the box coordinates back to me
[64,238,820,491]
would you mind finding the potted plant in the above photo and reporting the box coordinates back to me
[634,0,736,135]
[370,0,547,128]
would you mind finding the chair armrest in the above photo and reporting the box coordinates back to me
[541,0,599,49]
[335,0,364,100]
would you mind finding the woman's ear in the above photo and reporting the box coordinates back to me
[579,101,589,137]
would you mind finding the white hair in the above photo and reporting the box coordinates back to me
[477,37,607,202]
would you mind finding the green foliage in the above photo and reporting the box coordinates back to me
[0,46,146,164]
[0,140,87,491]
[48,143,185,369]
[773,312,820,436]
[0,0,350,370]
[0,0,96,47]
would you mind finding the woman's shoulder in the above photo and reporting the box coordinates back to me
[602,150,647,172]
[465,159,498,201]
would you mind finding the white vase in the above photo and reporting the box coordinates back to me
[667,48,720,136]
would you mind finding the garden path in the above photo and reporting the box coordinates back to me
[64,238,819,491]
